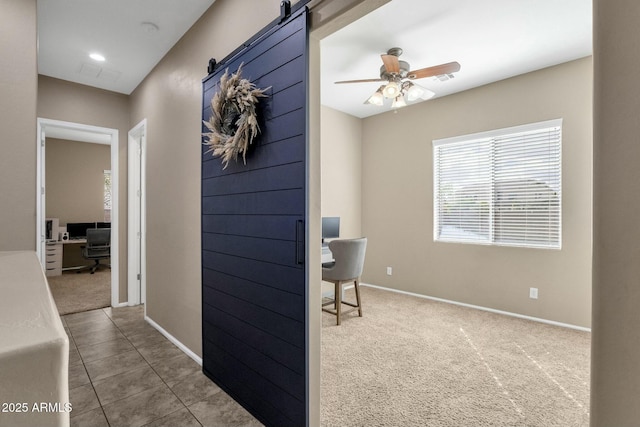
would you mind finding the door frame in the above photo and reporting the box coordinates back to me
[127,119,147,306]
[36,117,121,307]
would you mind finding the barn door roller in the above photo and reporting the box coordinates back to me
[280,1,292,22]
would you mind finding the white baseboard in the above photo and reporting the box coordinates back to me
[361,282,591,332]
[112,302,128,308]
[145,315,203,366]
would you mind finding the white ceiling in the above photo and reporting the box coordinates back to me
[321,0,592,118]
[37,0,592,118]
[37,0,216,94]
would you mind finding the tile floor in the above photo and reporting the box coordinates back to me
[62,305,262,427]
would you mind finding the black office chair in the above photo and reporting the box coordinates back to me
[80,228,111,274]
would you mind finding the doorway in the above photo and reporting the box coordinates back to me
[37,118,121,307]
[127,119,146,306]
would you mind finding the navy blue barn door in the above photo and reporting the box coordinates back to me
[201,7,309,427]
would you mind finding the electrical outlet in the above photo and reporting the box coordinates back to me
[529,287,538,299]
[386,267,393,276]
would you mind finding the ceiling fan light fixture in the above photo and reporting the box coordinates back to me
[382,81,400,98]
[406,83,423,101]
[391,96,406,109]
[365,87,385,106]
[406,83,435,101]
[420,88,436,100]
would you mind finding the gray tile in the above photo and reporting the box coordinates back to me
[119,321,160,338]
[189,393,263,427]
[113,316,147,328]
[77,337,134,363]
[68,317,117,335]
[149,353,201,385]
[69,345,83,367]
[104,305,144,320]
[137,340,185,364]
[69,384,100,416]
[102,385,184,427]
[84,349,148,382]
[69,363,91,389]
[127,329,169,348]
[93,365,164,406]
[72,327,124,347]
[142,407,202,427]
[110,307,144,320]
[63,304,229,427]
[60,315,68,327]
[65,309,110,326]
[170,371,222,406]
[70,407,109,427]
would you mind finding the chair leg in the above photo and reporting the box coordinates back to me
[354,278,362,317]
[90,260,99,274]
[335,281,342,326]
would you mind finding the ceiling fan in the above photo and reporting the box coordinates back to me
[335,47,461,108]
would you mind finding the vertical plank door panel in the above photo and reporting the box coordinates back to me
[201,8,309,427]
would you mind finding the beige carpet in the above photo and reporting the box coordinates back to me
[47,270,111,315]
[321,286,590,427]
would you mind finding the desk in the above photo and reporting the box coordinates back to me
[45,239,89,276]
[62,239,88,272]
[65,238,87,244]
[44,241,63,276]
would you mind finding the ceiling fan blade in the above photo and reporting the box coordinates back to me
[335,78,385,84]
[381,54,400,74]
[407,61,461,80]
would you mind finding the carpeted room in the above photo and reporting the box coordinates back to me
[44,138,113,315]
[318,0,591,424]
[47,270,111,315]
[321,287,590,426]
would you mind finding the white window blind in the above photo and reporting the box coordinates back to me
[433,119,561,249]
[104,170,112,222]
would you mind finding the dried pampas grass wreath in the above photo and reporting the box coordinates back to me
[202,64,269,169]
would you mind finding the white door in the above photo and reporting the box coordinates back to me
[37,127,46,263]
[37,118,121,306]
[128,120,146,305]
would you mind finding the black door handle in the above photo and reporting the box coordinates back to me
[295,219,304,265]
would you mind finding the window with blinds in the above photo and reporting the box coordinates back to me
[433,119,562,249]
[104,170,112,222]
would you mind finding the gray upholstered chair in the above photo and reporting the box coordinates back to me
[322,237,367,325]
[80,228,111,274]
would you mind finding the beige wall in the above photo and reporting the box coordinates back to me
[46,138,111,268]
[38,75,130,302]
[360,57,593,328]
[321,105,363,238]
[45,138,110,224]
[591,0,640,423]
[0,0,37,251]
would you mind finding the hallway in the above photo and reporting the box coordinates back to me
[64,305,261,427]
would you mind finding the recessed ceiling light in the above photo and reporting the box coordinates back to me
[89,53,105,62]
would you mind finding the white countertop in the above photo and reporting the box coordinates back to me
[0,251,70,427]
